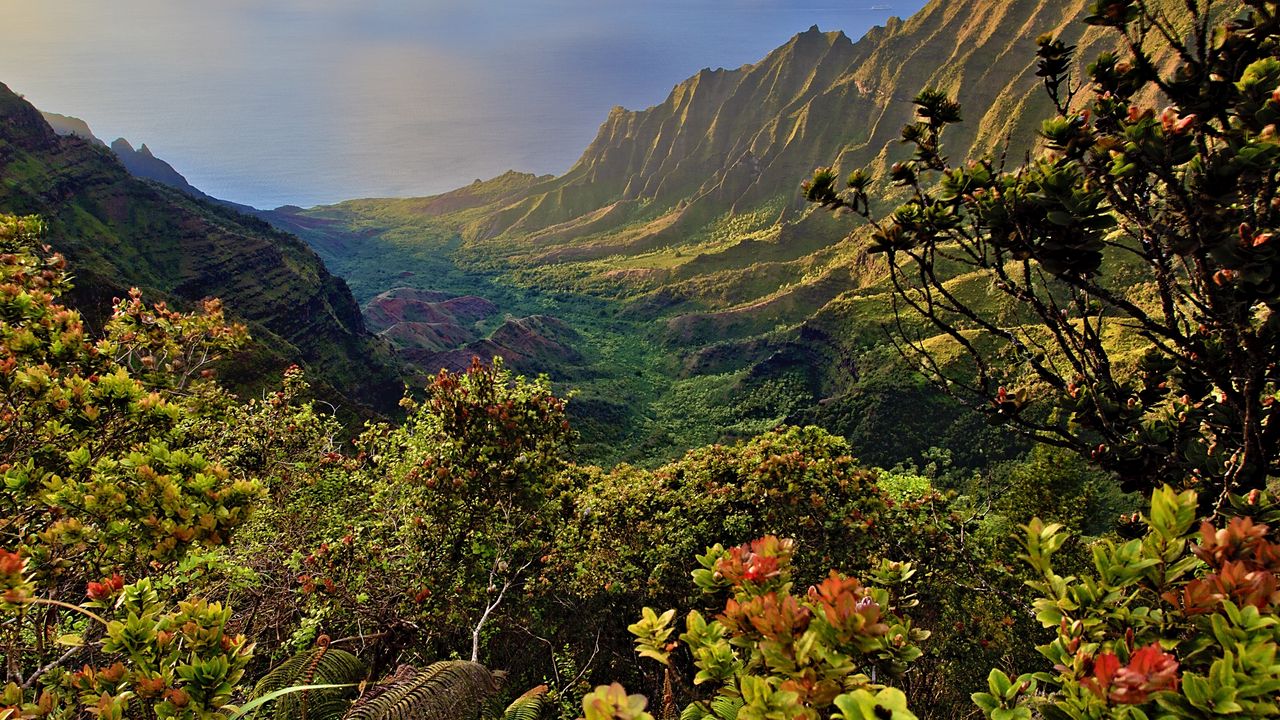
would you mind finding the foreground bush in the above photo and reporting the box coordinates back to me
[629,535,926,720]
[598,485,1277,720]
[989,487,1280,720]
[0,216,267,712]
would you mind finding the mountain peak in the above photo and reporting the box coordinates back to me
[785,24,845,54]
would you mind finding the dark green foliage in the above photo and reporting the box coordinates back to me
[346,662,504,720]
[548,427,889,604]
[985,446,1138,539]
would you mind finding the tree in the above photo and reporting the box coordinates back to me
[805,0,1280,507]
[278,357,574,663]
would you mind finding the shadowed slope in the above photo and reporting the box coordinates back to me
[0,83,400,409]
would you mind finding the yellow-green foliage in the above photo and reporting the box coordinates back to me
[0,215,264,720]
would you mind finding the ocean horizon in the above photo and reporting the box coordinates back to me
[4,1,924,209]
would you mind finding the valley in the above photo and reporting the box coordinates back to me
[266,202,720,464]
[8,0,1123,470]
[256,0,1121,468]
[3,1,1277,719]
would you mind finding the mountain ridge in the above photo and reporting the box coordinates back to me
[269,0,1218,463]
[2,84,401,411]
[271,0,1122,463]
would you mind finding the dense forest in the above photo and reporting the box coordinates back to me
[2,1,1279,720]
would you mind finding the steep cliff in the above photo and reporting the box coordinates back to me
[460,1,1105,253]
[1,83,400,409]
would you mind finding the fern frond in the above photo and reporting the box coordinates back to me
[501,685,548,720]
[679,703,708,720]
[346,661,504,720]
[708,696,742,720]
[252,642,367,720]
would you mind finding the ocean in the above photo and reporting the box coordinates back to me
[3,1,924,209]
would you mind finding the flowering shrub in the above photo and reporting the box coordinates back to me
[260,356,574,658]
[976,486,1280,720]
[0,215,264,717]
[0,572,252,720]
[629,535,927,720]
[0,216,260,587]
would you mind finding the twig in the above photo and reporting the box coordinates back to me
[21,645,83,690]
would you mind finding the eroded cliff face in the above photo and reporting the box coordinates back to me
[0,82,400,409]
[461,1,1102,251]
[270,0,1165,460]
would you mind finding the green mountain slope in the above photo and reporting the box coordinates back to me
[272,0,1193,464]
[0,83,401,410]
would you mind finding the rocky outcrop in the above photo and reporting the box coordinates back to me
[363,288,499,332]
[362,287,582,377]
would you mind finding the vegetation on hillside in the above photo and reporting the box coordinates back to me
[269,0,1142,472]
[0,84,400,413]
[2,1,1280,720]
[808,0,1280,509]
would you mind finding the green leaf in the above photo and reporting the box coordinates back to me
[228,684,358,720]
[55,634,84,647]
[971,693,998,712]
[987,669,1012,697]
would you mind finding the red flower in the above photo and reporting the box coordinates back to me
[807,571,887,640]
[1082,644,1179,705]
[720,592,811,642]
[0,548,32,603]
[0,549,23,576]
[715,536,794,586]
[1193,518,1271,567]
[86,581,110,601]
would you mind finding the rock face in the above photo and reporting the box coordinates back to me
[461,0,1098,252]
[363,286,581,376]
[0,82,400,409]
[433,0,1112,353]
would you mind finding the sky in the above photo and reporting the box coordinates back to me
[2,1,926,208]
